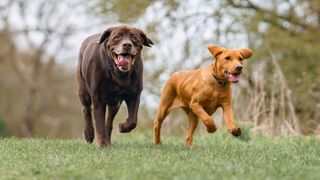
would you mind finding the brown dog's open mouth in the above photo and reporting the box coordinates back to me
[114,53,133,72]
[224,71,241,83]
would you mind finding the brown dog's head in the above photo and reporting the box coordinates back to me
[98,25,153,72]
[207,45,253,83]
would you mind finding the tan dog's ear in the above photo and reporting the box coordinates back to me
[239,48,253,59]
[207,45,225,58]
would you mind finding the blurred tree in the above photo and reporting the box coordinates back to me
[1,0,317,138]
[0,27,84,138]
[89,0,155,23]
[226,0,320,134]
[0,0,162,138]
[88,0,320,136]
[0,0,85,138]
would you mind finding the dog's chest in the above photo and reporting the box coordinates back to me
[201,87,229,113]
[96,78,140,105]
[101,80,139,95]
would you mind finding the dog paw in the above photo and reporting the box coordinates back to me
[83,129,94,143]
[154,137,161,145]
[119,122,137,133]
[186,143,196,149]
[97,143,109,149]
[207,126,217,133]
[230,128,241,137]
[97,139,110,148]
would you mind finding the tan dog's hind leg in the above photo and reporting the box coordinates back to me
[153,105,169,144]
[153,83,176,144]
[184,108,199,147]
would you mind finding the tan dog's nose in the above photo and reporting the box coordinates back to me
[235,65,243,72]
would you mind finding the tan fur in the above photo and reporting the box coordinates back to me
[153,45,253,147]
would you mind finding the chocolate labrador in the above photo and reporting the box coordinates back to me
[77,25,153,147]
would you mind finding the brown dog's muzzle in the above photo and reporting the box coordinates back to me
[114,53,134,72]
[112,40,138,72]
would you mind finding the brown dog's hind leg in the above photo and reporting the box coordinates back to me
[184,108,199,147]
[153,83,176,145]
[83,106,94,143]
[79,91,94,143]
[92,100,108,148]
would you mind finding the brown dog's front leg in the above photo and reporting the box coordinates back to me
[222,102,241,137]
[92,100,108,147]
[189,100,217,133]
[119,95,140,133]
[105,105,120,144]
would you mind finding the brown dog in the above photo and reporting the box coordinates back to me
[77,26,153,147]
[153,45,253,147]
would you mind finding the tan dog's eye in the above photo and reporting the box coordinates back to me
[225,56,231,60]
[239,57,243,61]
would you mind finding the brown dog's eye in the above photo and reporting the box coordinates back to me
[225,56,231,60]
[239,57,243,61]
[131,36,138,42]
[114,35,121,40]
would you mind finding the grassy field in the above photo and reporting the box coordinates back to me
[0,130,320,180]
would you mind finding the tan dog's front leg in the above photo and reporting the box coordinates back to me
[222,102,241,137]
[190,100,217,133]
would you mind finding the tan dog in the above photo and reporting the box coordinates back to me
[153,45,253,147]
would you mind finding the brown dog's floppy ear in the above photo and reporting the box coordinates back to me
[239,48,253,59]
[207,45,224,58]
[97,27,114,44]
[139,30,154,47]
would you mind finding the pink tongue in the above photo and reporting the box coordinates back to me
[117,55,129,67]
[229,74,240,83]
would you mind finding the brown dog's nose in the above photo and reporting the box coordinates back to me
[236,65,243,72]
[123,43,132,49]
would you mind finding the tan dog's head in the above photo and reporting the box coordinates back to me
[207,45,253,83]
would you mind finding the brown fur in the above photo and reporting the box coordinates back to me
[77,26,153,148]
[153,45,253,147]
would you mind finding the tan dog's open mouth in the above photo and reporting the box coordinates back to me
[224,71,240,83]
[114,53,133,72]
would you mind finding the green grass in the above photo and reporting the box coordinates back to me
[1,130,320,180]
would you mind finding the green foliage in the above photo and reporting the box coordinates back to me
[1,132,320,179]
[90,0,155,23]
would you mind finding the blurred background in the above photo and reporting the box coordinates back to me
[0,0,319,138]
